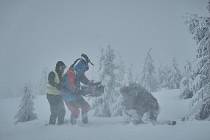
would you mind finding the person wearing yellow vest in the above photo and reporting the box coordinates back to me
[47,61,66,125]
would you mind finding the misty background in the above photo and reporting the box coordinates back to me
[0,0,208,96]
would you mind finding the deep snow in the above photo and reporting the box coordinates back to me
[0,89,210,140]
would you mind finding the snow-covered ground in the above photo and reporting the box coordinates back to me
[0,89,210,140]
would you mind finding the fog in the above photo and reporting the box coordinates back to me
[0,0,208,96]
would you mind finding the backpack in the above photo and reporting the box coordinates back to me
[61,68,76,91]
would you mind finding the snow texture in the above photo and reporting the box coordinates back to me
[0,89,210,140]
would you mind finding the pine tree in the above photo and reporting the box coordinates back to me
[112,56,125,116]
[180,61,193,99]
[157,65,171,89]
[168,58,182,89]
[185,0,210,120]
[15,84,37,123]
[124,65,139,85]
[157,59,182,90]
[141,49,158,92]
[128,65,134,84]
[93,45,124,117]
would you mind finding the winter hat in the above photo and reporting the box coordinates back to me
[81,53,94,66]
[56,61,66,69]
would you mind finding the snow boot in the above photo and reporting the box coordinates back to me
[82,112,88,124]
[70,116,77,125]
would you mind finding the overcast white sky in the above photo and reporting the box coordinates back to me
[0,0,208,95]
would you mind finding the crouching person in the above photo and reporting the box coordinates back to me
[61,54,94,125]
[47,61,66,125]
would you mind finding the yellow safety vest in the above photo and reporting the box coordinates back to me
[47,71,61,95]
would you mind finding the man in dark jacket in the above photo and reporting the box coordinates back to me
[47,61,66,125]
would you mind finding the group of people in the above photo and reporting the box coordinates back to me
[46,53,96,125]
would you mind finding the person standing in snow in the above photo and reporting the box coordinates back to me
[47,61,66,125]
[61,54,95,125]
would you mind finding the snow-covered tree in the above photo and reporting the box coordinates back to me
[185,0,210,120]
[124,65,139,85]
[180,61,193,99]
[15,84,37,123]
[157,59,182,90]
[127,65,135,84]
[93,45,124,117]
[157,65,171,88]
[112,56,125,116]
[141,49,158,92]
[167,58,182,89]
[158,59,182,89]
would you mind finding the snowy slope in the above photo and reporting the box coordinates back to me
[153,89,191,121]
[0,89,210,140]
